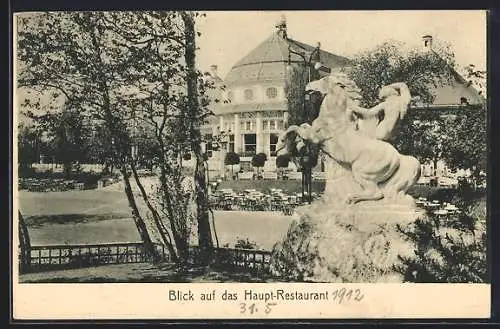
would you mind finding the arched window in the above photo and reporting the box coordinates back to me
[244,89,254,101]
[266,87,278,99]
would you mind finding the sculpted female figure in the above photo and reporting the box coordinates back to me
[352,82,412,141]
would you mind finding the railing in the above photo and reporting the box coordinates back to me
[20,242,272,275]
[216,248,272,273]
[24,242,168,273]
[190,246,272,273]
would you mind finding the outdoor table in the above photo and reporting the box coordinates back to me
[427,203,440,209]
[433,209,449,222]
[444,205,459,214]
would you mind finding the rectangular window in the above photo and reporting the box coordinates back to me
[277,120,284,130]
[240,122,245,131]
[228,134,235,152]
[246,121,252,131]
[205,134,213,151]
[244,133,257,155]
[269,133,279,156]
[263,120,268,131]
[269,120,275,130]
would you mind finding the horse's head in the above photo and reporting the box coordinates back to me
[306,73,362,110]
[306,72,360,94]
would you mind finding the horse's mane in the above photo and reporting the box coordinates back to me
[311,85,358,141]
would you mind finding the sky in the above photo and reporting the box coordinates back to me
[196,10,487,79]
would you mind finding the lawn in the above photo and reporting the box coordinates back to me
[17,182,449,249]
[19,263,286,283]
[18,190,297,250]
[18,190,131,217]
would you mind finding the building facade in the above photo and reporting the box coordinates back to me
[199,17,485,179]
[201,17,350,175]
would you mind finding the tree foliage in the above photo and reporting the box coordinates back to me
[348,40,486,183]
[441,105,487,181]
[284,64,322,168]
[275,154,290,169]
[17,11,217,265]
[347,40,455,108]
[462,64,486,97]
[224,151,240,178]
[224,151,240,166]
[397,194,487,283]
[251,152,267,169]
[17,123,41,167]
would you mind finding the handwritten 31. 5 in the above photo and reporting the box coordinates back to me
[240,302,277,315]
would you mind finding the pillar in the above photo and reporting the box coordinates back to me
[218,116,226,174]
[234,113,241,153]
[256,112,263,153]
[263,132,269,157]
[219,116,224,133]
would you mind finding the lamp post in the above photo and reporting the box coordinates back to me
[287,45,324,204]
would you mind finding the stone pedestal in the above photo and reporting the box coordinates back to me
[269,196,423,283]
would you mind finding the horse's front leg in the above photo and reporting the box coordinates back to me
[346,173,384,204]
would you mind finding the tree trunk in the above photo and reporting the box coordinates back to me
[63,161,72,178]
[120,167,162,263]
[103,162,110,175]
[87,20,161,264]
[301,170,305,201]
[433,157,438,177]
[182,11,214,265]
[130,161,180,264]
[158,166,190,266]
[18,211,31,273]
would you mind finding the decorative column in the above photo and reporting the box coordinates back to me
[256,112,263,154]
[234,113,241,153]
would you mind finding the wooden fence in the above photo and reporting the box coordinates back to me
[23,242,168,273]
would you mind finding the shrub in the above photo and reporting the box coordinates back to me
[276,154,291,168]
[396,194,487,283]
[234,238,258,250]
[19,171,120,191]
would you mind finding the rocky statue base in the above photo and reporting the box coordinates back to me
[269,178,423,283]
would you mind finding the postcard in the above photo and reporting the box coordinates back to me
[12,10,490,320]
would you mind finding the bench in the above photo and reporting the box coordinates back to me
[263,172,278,180]
[238,172,254,180]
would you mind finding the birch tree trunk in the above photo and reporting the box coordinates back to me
[181,11,214,265]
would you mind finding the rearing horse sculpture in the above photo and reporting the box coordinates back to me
[280,74,421,204]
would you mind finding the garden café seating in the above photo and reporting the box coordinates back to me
[207,187,323,216]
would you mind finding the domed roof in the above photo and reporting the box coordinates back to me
[224,32,351,85]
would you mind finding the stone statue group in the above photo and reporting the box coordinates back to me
[280,73,421,205]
